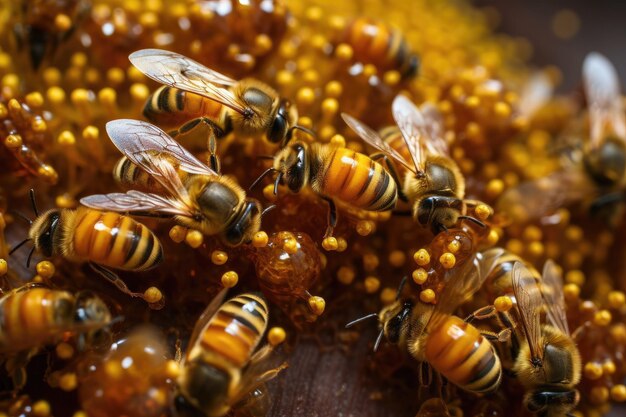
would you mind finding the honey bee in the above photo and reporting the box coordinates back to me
[10,190,163,303]
[175,290,286,417]
[508,261,581,417]
[0,283,111,388]
[252,140,398,238]
[336,17,419,79]
[81,119,264,246]
[130,49,304,147]
[497,53,626,224]
[343,95,486,235]
[349,251,503,394]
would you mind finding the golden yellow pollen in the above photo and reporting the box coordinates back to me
[98,87,117,107]
[252,231,269,248]
[564,225,583,242]
[465,96,480,109]
[221,271,239,288]
[590,386,609,405]
[447,240,460,254]
[296,87,316,106]
[594,310,612,327]
[380,287,396,305]
[420,289,436,304]
[25,92,44,108]
[388,250,406,267]
[322,98,339,117]
[322,237,339,251]
[325,81,343,98]
[308,296,326,315]
[70,88,91,105]
[0,259,7,276]
[144,287,163,304]
[130,83,150,102]
[31,118,47,132]
[335,43,354,61]
[263,184,277,201]
[413,249,431,266]
[58,130,76,147]
[104,361,123,379]
[602,361,616,375]
[412,268,428,285]
[71,52,87,68]
[32,400,51,417]
[107,68,125,85]
[36,261,55,279]
[2,74,19,91]
[185,230,204,248]
[73,412,88,417]
[56,342,74,360]
[439,252,456,269]
[563,283,580,301]
[211,251,228,265]
[82,126,99,141]
[337,266,356,285]
[283,238,298,254]
[47,86,66,104]
[59,372,78,391]
[505,238,523,256]
[526,241,544,258]
[165,360,180,380]
[4,134,21,149]
[336,237,348,252]
[522,225,542,242]
[584,362,603,380]
[494,296,513,312]
[255,34,273,53]
[169,225,187,243]
[608,291,626,309]
[330,134,346,148]
[43,68,61,86]
[364,276,381,293]
[565,270,585,286]
[268,327,287,346]
[486,229,500,246]
[356,220,374,236]
[383,70,401,86]
[32,275,44,283]
[276,70,294,87]
[611,385,626,402]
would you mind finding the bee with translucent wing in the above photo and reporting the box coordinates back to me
[81,120,264,246]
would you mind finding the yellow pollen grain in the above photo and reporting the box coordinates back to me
[36,261,55,279]
[322,236,338,251]
[412,268,428,285]
[252,231,269,248]
[296,87,316,106]
[221,271,239,288]
[47,86,66,104]
[268,327,287,346]
[413,249,430,266]
[590,386,609,405]
[439,252,456,269]
[56,342,74,360]
[494,296,513,312]
[364,276,381,294]
[389,250,406,267]
[0,259,7,276]
[59,373,78,391]
[325,81,343,98]
[565,270,585,286]
[608,291,626,309]
[356,220,374,236]
[337,266,356,285]
[308,296,325,315]
[185,230,203,248]
[563,283,580,301]
[169,225,187,243]
[611,385,626,402]
[58,130,76,147]
[594,310,612,327]
[144,287,163,304]
[447,240,460,254]
[211,251,228,265]
[420,289,436,304]
[32,400,51,417]
[584,362,603,380]
[380,287,396,305]
[335,43,354,61]
[130,83,150,102]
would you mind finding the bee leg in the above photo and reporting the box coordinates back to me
[5,349,34,391]
[321,196,338,238]
[88,262,163,308]
[168,117,225,141]
[464,305,497,323]
[370,152,409,202]
[418,361,433,387]
[590,191,623,215]
[207,131,220,173]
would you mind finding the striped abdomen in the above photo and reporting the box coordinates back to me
[144,86,224,127]
[71,208,162,271]
[379,126,413,173]
[0,287,73,352]
[425,315,502,393]
[483,249,541,300]
[342,17,418,78]
[197,293,268,368]
[113,156,165,192]
[318,146,397,211]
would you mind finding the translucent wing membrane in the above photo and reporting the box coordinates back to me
[419,102,448,156]
[80,190,192,217]
[540,260,570,335]
[129,49,247,115]
[511,262,544,362]
[391,95,426,173]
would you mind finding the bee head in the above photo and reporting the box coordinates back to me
[380,300,413,345]
[224,199,262,246]
[267,99,299,146]
[177,361,231,417]
[273,143,307,193]
[523,389,579,417]
[29,209,61,257]
[584,137,626,186]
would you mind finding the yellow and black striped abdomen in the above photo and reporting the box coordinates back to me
[71,208,162,271]
[483,249,541,301]
[144,86,224,127]
[321,147,397,211]
[425,315,502,393]
[343,18,418,78]
[380,126,414,174]
[198,293,268,368]
[113,156,164,192]
[0,287,73,352]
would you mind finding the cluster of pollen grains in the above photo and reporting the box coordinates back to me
[0,0,624,416]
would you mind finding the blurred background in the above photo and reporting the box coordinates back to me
[475,0,626,90]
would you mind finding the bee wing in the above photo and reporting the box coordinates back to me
[341,113,417,175]
[511,261,544,362]
[496,167,597,223]
[419,102,448,156]
[540,260,570,335]
[392,95,428,173]
[517,72,553,119]
[184,288,229,363]
[106,120,217,176]
[128,49,247,115]
[583,52,626,149]
[80,190,194,217]
[427,249,504,330]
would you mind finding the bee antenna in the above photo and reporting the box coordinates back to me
[373,328,385,352]
[249,167,276,191]
[29,189,39,217]
[9,238,31,256]
[257,155,275,160]
[9,210,32,225]
[26,246,36,268]
[289,125,317,140]
[345,313,378,328]
[458,215,486,228]
[396,275,408,300]
[273,172,283,196]
[108,315,125,326]
[261,204,276,218]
